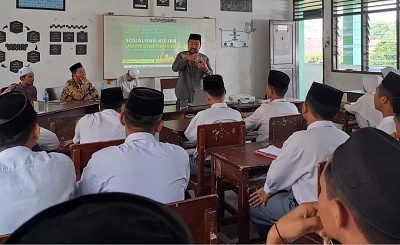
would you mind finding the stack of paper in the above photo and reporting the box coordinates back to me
[255,145,282,159]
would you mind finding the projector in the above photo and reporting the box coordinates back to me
[228,94,256,104]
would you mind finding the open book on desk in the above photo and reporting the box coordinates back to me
[255,145,282,159]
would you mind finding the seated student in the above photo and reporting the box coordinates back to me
[249,82,349,239]
[37,128,60,151]
[117,68,140,92]
[76,88,189,204]
[381,66,398,78]
[342,75,383,128]
[62,87,125,147]
[184,75,242,176]
[266,128,400,244]
[5,193,192,244]
[392,97,400,140]
[374,71,400,135]
[0,92,75,235]
[243,70,299,141]
[61,62,99,102]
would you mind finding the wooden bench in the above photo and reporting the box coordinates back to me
[269,114,307,141]
[168,194,218,244]
[70,139,125,180]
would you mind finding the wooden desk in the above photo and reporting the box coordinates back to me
[333,108,358,134]
[345,90,364,103]
[162,104,209,121]
[207,141,283,243]
[37,101,99,129]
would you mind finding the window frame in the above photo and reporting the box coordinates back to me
[331,0,400,74]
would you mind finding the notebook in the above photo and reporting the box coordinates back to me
[189,88,209,107]
[255,145,282,159]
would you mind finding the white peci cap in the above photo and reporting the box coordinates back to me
[18,67,33,76]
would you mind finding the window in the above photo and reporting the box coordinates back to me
[332,0,399,73]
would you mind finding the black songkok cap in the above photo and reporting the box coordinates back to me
[69,62,83,73]
[188,33,201,42]
[125,87,164,116]
[5,193,193,244]
[332,127,400,239]
[382,71,400,97]
[307,82,343,107]
[203,75,224,91]
[268,70,290,89]
[0,91,37,139]
[100,87,124,104]
[393,97,400,114]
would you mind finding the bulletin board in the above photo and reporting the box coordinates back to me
[16,0,65,11]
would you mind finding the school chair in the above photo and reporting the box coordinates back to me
[0,234,10,244]
[160,78,178,94]
[70,139,125,180]
[269,114,307,141]
[48,114,85,142]
[45,86,64,101]
[190,121,246,197]
[168,194,218,244]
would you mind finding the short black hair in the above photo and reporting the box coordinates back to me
[324,162,400,244]
[268,83,288,98]
[378,84,396,106]
[204,88,225,99]
[305,95,340,121]
[124,107,162,132]
[0,119,37,148]
[100,101,123,112]
[19,75,26,80]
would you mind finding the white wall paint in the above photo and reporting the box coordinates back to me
[0,0,290,99]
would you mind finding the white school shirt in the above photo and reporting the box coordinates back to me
[263,121,349,204]
[116,74,140,92]
[0,146,76,235]
[244,99,299,141]
[344,94,383,128]
[37,127,60,151]
[73,109,126,144]
[75,132,189,204]
[184,103,243,143]
[376,116,396,135]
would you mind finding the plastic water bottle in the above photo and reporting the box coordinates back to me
[43,89,49,111]
[101,82,105,91]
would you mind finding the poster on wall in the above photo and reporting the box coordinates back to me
[157,0,169,6]
[133,0,148,9]
[16,0,65,11]
[220,0,252,12]
[174,0,187,11]
[220,29,249,48]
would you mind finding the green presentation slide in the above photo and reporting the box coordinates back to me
[122,24,193,68]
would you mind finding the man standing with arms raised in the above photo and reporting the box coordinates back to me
[172,33,213,102]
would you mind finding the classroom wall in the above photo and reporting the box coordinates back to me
[0,0,291,100]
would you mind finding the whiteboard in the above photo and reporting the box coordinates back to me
[103,15,216,79]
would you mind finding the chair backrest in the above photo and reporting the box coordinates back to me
[317,161,327,195]
[160,78,178,92]
[168,194,218,244]
[45,86,64,101]
[48,114,85,142]
[269,114,307,141]
[0,234,10,244]
[194,121,246,196]
[70,139,125,180]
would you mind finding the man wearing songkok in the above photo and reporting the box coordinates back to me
[184,75,242,176]
[249,82,349,239]
[61,62,99,102]
[342,75,383,128]
[2,67,37,101]
[5,193,192,244]
[76,88,189,204]
[243,70,299,141]
[391,97,400,140]
[117,68,140,92]
[374,71,400,134]
[63,87,126,147]
[0,92,75,235]
[172,33,213,102]
[267,128,400,244]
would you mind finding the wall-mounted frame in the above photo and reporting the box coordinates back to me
[174,0,187,11]
[16,0,65,11]
[157,0,169,7]
[134,0,148,9]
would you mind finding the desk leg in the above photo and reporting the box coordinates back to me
[238,171,250,244]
